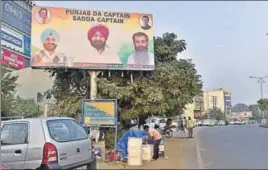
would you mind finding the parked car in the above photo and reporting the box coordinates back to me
[195,120,202,126]
[1,117,96,170]
[202,119,212,126]
[218,120,225,126]
[229,120,235,125]
[234,120,242,125]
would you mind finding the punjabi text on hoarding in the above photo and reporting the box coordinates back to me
[31,6,154,70]
[1,49,24,70]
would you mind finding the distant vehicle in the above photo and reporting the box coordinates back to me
[234,120,242,125]
[218,120,225,126]
[229,120,235,125]
[202,119,213,126]
[195,120,202,126]
[1,117,96,170]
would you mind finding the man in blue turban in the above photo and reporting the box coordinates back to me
[32,28,70,67]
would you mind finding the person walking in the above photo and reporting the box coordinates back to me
[187,117,194,138]
[143,125,162,160]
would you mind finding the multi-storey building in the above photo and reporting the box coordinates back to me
[1,0,35,71]
[203,88,232,114]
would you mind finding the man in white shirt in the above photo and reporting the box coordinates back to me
[127,32,154,66]
[31,28,70,67]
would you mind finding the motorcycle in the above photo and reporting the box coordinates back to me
[154,124,173,138]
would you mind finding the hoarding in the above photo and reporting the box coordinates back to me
[82,99,117,126]
[31,6,154,70]
[1,25,31,57]
[2,1,31,35]
[1,49,24,70]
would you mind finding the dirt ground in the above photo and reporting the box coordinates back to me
[98,138,188,169]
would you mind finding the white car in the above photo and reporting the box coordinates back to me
[202,119,212,126]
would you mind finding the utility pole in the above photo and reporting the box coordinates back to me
[249,76,268,99]
[249,76,268,120]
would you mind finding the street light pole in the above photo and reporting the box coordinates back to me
[249,76,268,120]
[249,76,268,99]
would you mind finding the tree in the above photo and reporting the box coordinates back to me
[206,108,226,121]
[1,68,18,114]
[47,32,203,126]
[231,103,249,112]
[257,98,268,111]
[11,96,40,118]
[249,104,261,121]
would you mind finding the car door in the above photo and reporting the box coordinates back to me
[1,122,29,169]
[66,120,91,164]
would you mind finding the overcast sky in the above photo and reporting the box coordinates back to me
[35,1,268,105]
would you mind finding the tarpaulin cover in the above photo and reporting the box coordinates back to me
[116,130,148,158]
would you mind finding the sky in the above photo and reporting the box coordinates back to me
[35,1,268,105]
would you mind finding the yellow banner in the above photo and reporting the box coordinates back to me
[31,6,155,70]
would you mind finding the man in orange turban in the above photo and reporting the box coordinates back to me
[87,24,109,54]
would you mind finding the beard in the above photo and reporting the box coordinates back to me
[134,48,149,65]
[90,40,106,50]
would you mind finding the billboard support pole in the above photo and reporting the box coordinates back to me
[88,71,100,99]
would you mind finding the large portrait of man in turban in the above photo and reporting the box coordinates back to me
[127,32,154,65]
[86,24,121,64]
[31,28,70,67]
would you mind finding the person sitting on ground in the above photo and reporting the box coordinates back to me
[143,125,162,160]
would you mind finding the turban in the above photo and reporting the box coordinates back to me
[40,28,60,43]
[87,24,109,41]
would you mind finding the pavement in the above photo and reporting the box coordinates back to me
[97,127,202,169]
[196,124,268,169]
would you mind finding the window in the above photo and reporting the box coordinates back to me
[1,123,28,145]
[47,119,87,142]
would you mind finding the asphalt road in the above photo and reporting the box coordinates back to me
[196,124,268,169]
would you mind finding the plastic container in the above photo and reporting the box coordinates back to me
[142,145,152,161]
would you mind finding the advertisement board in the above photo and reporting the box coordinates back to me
[2,1,31,35]
[1,25,31,57]
[82,99,117,126]
[1,49,24,70]
[31,6,154,70]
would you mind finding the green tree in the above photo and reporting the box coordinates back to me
[249,104,261,121]
[257,98,268,111]
[11,96,40,117]
[1,68,18,114]
[206,108,226,121]
[47,32,203,125]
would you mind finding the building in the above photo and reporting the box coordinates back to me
[228,111,253,121]
[203,88,232,114]
[1,1,35,71]
[183,94,205,120]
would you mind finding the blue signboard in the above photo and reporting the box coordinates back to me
[23,36,31,56]
[2,1,31,35]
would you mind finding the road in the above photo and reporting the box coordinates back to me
[196,124,268,169]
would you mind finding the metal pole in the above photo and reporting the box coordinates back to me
[260,82,264,99]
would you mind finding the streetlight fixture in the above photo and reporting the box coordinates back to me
[249,76,268,99]
[249,76,268,120]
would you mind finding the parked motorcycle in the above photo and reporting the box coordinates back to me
[154,124,173,138]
